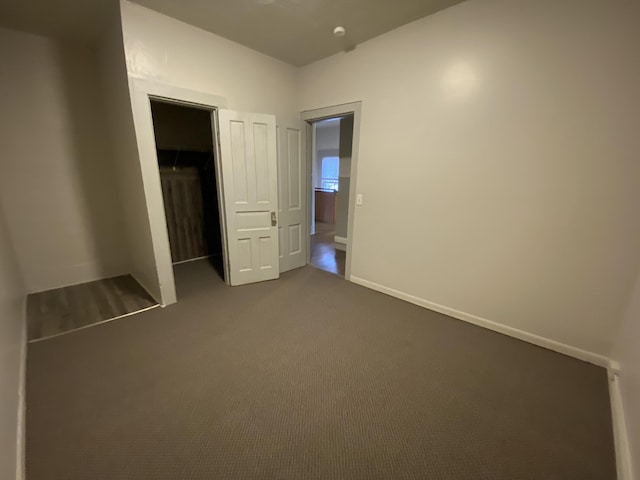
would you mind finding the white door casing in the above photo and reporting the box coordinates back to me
[218,110,280,286]
[277,120,307,273]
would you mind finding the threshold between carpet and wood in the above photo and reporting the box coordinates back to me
[26,260,616,480]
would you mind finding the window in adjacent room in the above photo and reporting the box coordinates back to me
[320,156,339,191]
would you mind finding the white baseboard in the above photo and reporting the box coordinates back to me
[609,370,634,480]
[334,236,347,252]
[16,297,27,480]
[349,275,610,368]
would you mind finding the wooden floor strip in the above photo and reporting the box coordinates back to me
[27,275,158,342]
[27,305,161,344]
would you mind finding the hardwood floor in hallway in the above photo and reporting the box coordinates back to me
[310,221,345,276]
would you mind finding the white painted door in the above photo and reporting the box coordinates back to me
[277,120,307,273]
[218,110,279,286]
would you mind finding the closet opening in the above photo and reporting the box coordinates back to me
[150,100,225,294]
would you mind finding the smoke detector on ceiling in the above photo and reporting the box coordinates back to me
[333,26,346,37]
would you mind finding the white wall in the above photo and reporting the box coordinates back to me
[121,1,298,121]
[97,6,161,301]
[298,0,640,357]
[613,275,640,477]
[315,121,340,153]
[0,27,128,293]
[0,198,26,480]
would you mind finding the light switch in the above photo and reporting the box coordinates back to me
[356,194,363,206]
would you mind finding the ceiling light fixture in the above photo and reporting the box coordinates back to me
[333,26,346,37]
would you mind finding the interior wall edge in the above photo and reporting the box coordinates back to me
[350,275,611,368]
[97,1,167,309]
[16,297,27,480]
[609,372,634,480]
[16,317,26,480]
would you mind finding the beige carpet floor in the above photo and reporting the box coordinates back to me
[26,260,616,479]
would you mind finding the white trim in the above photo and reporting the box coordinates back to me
[334,236,347,252]
[301,102,362,282]
[609,369,634,480]
[211,110,231,285]
[27,304,160,344]
[610,360,622,375]
[350,275,610,368]
[16,297,27,480]
[307,123,315,243]
[301,102,361,122]
[129,76,228,110]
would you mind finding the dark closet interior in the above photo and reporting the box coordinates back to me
[150,100,224,280]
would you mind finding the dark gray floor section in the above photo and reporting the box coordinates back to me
[27,275,157,341]
[26,260,616,479]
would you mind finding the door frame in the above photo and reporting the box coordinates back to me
[300,102,362,281]
[129,78,230,305]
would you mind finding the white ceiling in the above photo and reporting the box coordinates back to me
[132,0,466,66]
[0,0,465,65]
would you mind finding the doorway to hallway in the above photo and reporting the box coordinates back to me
[306,114,354,277]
